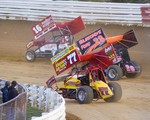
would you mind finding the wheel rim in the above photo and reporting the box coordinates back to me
[26,52,33,60]
[78,90,86,102]
[108,69,117,79]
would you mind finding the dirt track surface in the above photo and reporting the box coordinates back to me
[0,20,150,120]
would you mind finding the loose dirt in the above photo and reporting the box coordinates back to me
[0,20,150,120]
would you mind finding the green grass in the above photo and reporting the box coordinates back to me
[0,97,43,120]
[1,98,81,120]
[26,103,43,120]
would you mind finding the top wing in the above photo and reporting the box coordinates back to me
[51,44,80,75]
[76,28,107,55]
[79,45,118,70]
[56,16,85,35]
[32,15,85,40]
[106,29,138,49]
[51,43,117,75]
[32,15,56,40]
[76,29,138,55]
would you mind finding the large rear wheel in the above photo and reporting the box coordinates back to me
[76,86,93,104]
[106,65,123,81]
[104,82,122,102]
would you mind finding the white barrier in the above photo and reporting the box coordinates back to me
[0,80,66,120]
[0,0,150,26]
[31,99,65,120]
[23,84,66,120]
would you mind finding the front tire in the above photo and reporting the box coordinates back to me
[25,50,36,62]
[106,65,123,81]
[76,86,93,104]
[104,82,122,102]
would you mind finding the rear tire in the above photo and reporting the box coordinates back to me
[76,86,93,104]
[104,82,122,102]
[25,50,36,62]
[125,61,142,78]
[106,65,123,81]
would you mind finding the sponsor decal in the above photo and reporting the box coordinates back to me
[76,28,106,54]
[46,76,56,87]
[32,15,56,39]
[51,45,80,75]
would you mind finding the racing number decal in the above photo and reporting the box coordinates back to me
[67,52,77,65]
[99,87,109,96]
[125,65,135,72]
[32,25,42,34]
[52,44,80,75]
[86,35,105,54]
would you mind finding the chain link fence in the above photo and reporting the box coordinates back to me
[0,80,27,120]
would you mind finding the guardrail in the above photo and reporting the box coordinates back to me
[0,0,150,26]
[0,80,66,120]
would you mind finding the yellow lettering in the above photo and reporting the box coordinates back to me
[109,54,115,59]
[56,60,66,72]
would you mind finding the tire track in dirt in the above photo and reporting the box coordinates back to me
[0,20,150,120]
